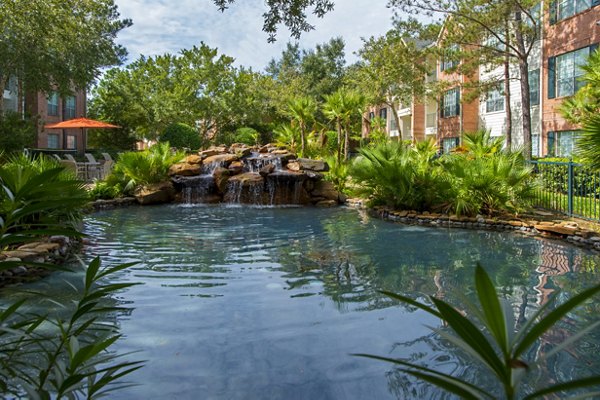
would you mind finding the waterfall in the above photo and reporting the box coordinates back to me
[172,175,217,204]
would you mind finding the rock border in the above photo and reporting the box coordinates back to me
[345,198,600,252]
[0,236,80,288]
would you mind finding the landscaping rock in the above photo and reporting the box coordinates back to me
[169,162,202,176]
[286,161,301,172]
[296,158,329,172]
[184,155,202,165]
[213,167,230,194]
[316,200,338,208]
[311,181,340,202]
[135,181,176,205]
[199,149,221,159]
[203,154,239,166]
[259,163,276,177]
[535,224,578,236]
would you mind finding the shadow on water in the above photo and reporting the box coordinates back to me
[3,204,600,399]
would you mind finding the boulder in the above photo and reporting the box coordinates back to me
[227,172,264,185]
[228,161,244,175]
[184,154,202,165]
[135,181,176,205]
[203,154,239,166]
[199,149,221,159]
[224,173,266,204]
[534,224,578,236]
[286,161,301,172]
[310,181,340,202]
[259,163,276,177]
[168,162,202,177]
[297,158,329,172]
[316,200,338,208]
[213,167,231,194]
[258,145,270,153]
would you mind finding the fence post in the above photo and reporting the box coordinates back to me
[568,161,574,216]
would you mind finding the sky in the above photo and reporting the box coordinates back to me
[113,0,397,71]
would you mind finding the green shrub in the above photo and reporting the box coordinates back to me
[441,131,537,216]
[89,181,122,200]
[324,155,350,194]
[0,112,37,154]
[0,154,89,230]
[106,142,184,193]
[234,127,260,146]
[350,140,447,210]
[159,123,201,150]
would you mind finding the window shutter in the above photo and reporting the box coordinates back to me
[455,88,461,116]
[549,1,557,25]
[548,57,556,99]
[440,96,444,118]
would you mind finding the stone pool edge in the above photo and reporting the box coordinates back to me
[345,198,600,252]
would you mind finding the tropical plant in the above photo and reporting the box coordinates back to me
[89,181,123,200]
[285,96,317,157]
[357,264,600,400]
[160,123,201,150]
[442,131,536,216]
[324,155,350,194]
[105,142,184,193]
[274,124,301,154]
[233,127,261,146]
[350,140,446,210]
[561,49,600,168]
[0,257,143,398]
[323,88,365,161]
[0,154,89,234]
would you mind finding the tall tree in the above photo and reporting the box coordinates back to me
[323,88,365,161]
[389,0,542,158]
[353,20,437,143]
[213,0,334,42]
[286,96,317,156]
[0,0,131,113]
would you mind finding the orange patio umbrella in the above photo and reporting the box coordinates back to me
[44,117,121,152]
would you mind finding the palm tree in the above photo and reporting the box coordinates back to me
[323,88,366,161]
[286,96,316,157]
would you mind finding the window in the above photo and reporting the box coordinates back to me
[531,133,540,157]
[441,45,459,71]
[529,69,540,106]
[443,137,460,154]
[379,108,387,120]
[556,130,580,157]
[369,111,375,120]
[486,86,504,113]
[442,88,460,118]
[47,134,60,149]
[549,45,598,98]
[47,92,59,116]
[65,96,76,119]
[390,116,397,131]
[66,135,77,150]
[554,0,592,22]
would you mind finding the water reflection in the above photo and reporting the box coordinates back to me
[3,205,600,399]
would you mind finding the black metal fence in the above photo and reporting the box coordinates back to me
[529,160,600,221]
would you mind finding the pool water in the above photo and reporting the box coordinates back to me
[4,205,600,399]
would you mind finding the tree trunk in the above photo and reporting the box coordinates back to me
[300,122,306,157]
[514,12,532,160]
[388,100,402,143]
[17,78,24,117]
[0,75,7,115]
[343,123,350,161]
[504,52,512,150]
[336,119,342,163]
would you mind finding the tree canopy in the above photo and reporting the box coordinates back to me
[0,0,131,111]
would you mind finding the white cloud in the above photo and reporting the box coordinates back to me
[113,0,394,71]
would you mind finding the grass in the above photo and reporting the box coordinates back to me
[534,189,600,221]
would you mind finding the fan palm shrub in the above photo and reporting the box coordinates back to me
[349,140,447,210]
[105,142,184,194]
[442,131,537,216]
[0,154,89,237]
[358,264,600,399]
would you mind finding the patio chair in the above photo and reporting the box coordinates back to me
[101,160,114,180]
[64,154,87,180]
[101,152,113,162]
[84,153,102,181]
[52,154,62,161]
[59,160,77,175]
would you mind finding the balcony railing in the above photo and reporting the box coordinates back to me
[426,112,437,128]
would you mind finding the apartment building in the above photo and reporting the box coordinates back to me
[542,0,599,157]
[364,1,599,157]
[2,77,87,153]
[25,89,87,152]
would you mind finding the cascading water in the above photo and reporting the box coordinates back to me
[172,175,217,204]
[244,155,283,173]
